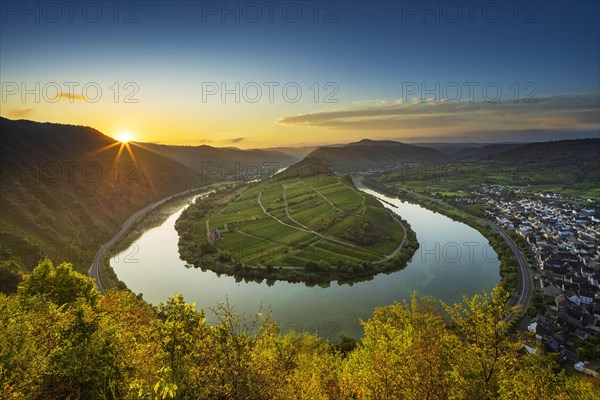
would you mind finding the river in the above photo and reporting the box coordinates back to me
[111,186,500,339]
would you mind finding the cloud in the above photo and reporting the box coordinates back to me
[227,137,246,144]
[277,93,600,137]
[53,92,86,101]
[401,129,600,143]
[197,138,213,144]
[6,108,35,118]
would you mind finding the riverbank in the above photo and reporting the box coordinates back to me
[360,176,532,327]
[175,180,420,285]
[90,185,220,292]
[111,183,501,339]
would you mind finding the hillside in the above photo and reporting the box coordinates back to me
[486,138,600,166]
[176,157,418,283]
[141,142,298,180]
[453,143,524,161]
[262,145,319,159]
[273,156,335,180]
[307,139,449,172]
[0,118,201,277]
[412,142,525,161]
[412,142,485,157]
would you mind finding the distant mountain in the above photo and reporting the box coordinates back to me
[412,142,525,161]
[486,139,600,166]
[262,146,319,160]
[409,142,486,156]
[453,143,524,161]
[0,118,201,275]
[273,156,335,180]
[307,139,449,172]
[141,142,298,180]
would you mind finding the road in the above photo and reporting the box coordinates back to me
[415,192,531,317]
[362,184,532,320]
[88,187,212,294]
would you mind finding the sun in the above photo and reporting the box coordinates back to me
[115,131,134,143]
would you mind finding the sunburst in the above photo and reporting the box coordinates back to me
[116,131,133,143]
[86,131,159,196]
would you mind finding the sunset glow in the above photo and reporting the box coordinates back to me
[116,132,133,143]
[1,2,597,147]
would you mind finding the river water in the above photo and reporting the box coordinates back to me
[111,186,499,339]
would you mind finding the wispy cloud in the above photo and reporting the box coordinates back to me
[6,108,36,118]
[277,93,600,138]
[53,92,86,101]
[227,137,246,144]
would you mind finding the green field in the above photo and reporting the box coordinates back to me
[378,161,600,201]
[176,174,418,283]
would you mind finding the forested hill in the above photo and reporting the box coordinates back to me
[308,139,449,172]
[0,118,201,278]
[272,156,335,180]
[140,142,298,177]
[486,138,600,166]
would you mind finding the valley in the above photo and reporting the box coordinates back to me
[3,2,600,396]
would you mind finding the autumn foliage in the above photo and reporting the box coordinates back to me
[1,259,598,399]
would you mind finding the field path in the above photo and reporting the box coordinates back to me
[258,188,360,249]
[297,179,343,212]
[371,214,407,264]
[260,186,407,265]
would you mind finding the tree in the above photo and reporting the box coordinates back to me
[18,258,99,306]
[0,293,51,398]
[155,293,206,399]
[341,294,457,399]
[443,286,522,399]
[498,345,572,400]
[4,260,600,400]
[97,290,164,397]
[42,298,125,399]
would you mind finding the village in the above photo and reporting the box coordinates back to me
[461,184,600,376]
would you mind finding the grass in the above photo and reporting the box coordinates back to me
[176,175,419,284]
[380,161,599,201]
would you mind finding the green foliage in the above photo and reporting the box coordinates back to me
[18,258,99,306]
[1,259,598,399]
[498,346,579,400]
[341,294,457,399]
[442,287,522,398]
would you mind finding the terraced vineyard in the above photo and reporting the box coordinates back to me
[176,160,418,283]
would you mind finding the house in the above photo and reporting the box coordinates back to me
[558,312,584,329]
[545,339,561,353]
[207,227,222,243]
[593,305,600,320]
[542,284,562,298]
[497,217,514,229]
[579,290,595,305]
[568,294,581,306]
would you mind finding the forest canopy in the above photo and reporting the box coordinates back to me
[1,259,598,399]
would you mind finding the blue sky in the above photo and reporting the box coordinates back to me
[1,0,599,146]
